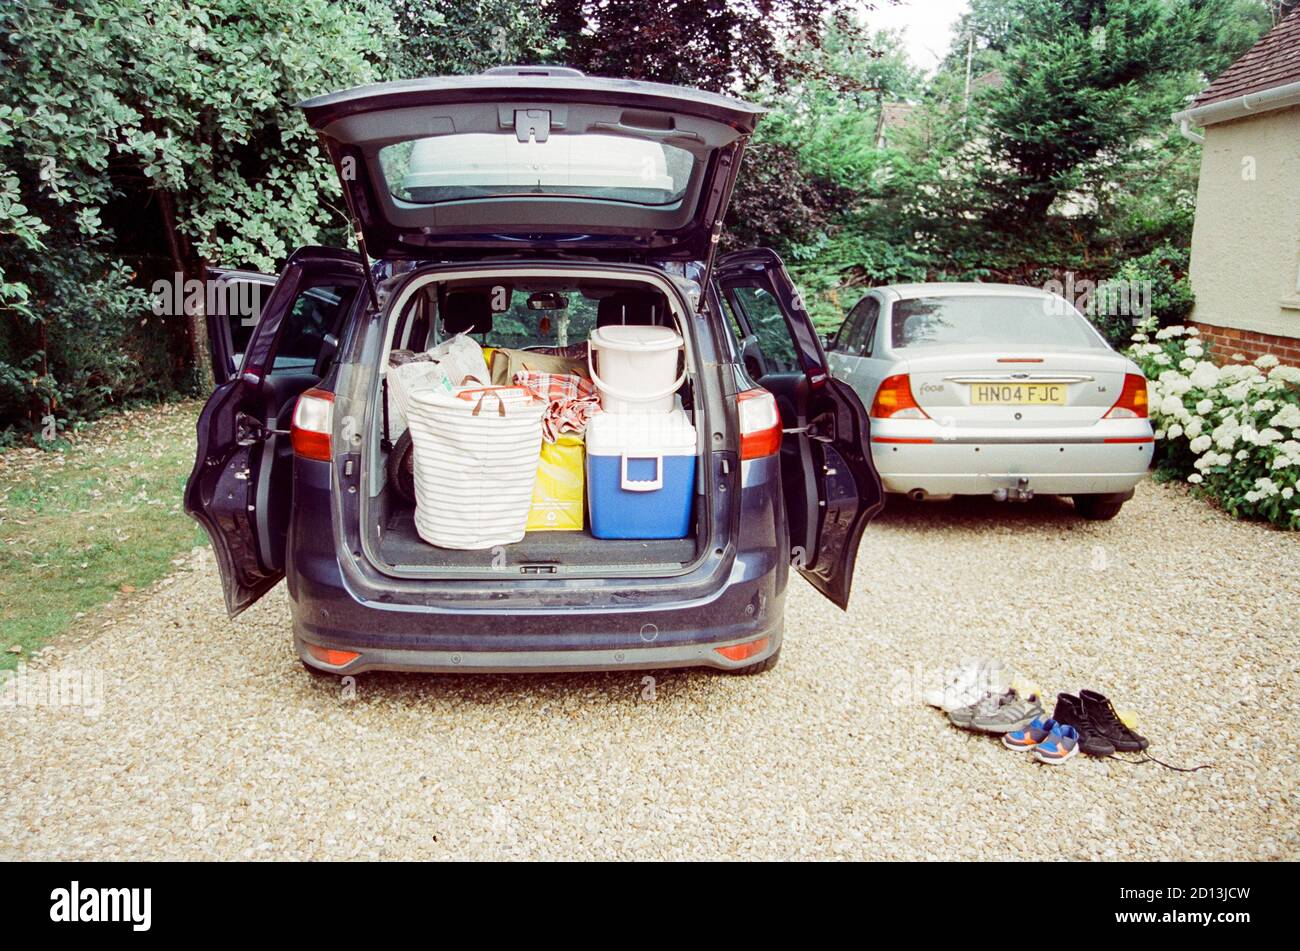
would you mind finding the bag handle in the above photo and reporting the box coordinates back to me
[459,374,486,386]
[587,347,686,403]
[472,391,507,417]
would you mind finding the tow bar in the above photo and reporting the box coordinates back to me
[992,477,1033,502]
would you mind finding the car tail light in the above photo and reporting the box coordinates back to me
[291,388,335,461]
[1104,373,1148,419]
[305,643,359,667]
[870,373,929,419]
[737,388,782,460]
[715,637,769,662]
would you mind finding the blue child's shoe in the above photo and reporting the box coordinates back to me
[1033,723,1080,764]
[1002,717,1056,751]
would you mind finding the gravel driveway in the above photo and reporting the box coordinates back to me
[3,482,1296,860]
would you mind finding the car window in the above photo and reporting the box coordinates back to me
[834,307,862,355]
[728,285,799,373]
[212,278,270,367]
[891,295,1097,350]
[859,298,880,357]
[272,283,358,371]
[717,293,746,343]
[839,296,879,357]
[488,293,600,350]
[380,133,696,207]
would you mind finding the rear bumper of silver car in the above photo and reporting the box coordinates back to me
[871,430,1153,496]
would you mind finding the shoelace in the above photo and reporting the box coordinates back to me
[1064,706,1106,743]
[1106,752,1212,773]
[1090,701,1144,744]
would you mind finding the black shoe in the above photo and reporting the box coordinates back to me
[1080,689,1149,752]
[1052,693,1116,757]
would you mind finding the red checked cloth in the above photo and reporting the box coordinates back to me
[513,370,600,443]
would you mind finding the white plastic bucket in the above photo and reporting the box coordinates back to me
[587,324,685,414]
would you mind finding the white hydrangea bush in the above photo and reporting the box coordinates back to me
[1125,322,1300,530]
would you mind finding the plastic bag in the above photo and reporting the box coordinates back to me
[427,332,490,388]
[387,360,456,439]
[526,433,585,532]
[387,334,490,439]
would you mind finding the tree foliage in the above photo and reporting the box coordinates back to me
[0,0,1282,442]
[538,0,868,92]
[761,0,1271,330]
[0,0,404,437]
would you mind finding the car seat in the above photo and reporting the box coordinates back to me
[596,289,670,327]
[441,290,495,336]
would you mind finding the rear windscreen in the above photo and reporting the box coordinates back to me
[890,296,1098,349]
[380,132,695,206]
[394,281,676,353]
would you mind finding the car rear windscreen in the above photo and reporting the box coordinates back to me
[379,132,695,206]
[890,295,1098,349]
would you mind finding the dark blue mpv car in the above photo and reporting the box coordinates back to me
[185,67,883,676]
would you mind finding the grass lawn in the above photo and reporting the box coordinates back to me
[0,401,206,670]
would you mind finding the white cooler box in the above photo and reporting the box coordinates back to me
[586,409,697,539]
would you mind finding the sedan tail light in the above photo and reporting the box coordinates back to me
[291,389,335,461]
[1103,373,1148,419]
[737,388,782,460]
[870,373,929,419]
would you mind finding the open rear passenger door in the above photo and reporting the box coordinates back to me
[715,248,884,609]
[204,268,279,387]
[184,247,365,616]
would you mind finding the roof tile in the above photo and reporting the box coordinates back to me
[1193,8,1300,108]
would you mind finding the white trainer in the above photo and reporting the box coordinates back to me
[923,657,1009,711]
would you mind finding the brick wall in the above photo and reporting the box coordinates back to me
[1191,321,1300,366]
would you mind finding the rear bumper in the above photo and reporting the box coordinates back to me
[286,454,789,674]
[290,558,785,673]
[296,624,782,674]
[870,420,1153,496]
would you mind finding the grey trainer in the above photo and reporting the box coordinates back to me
[947,688,1014,728]
[971,690,1045,734]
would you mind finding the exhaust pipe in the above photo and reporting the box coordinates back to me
[908,488,927,502]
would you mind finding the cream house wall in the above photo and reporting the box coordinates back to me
[1187,104,1300,338]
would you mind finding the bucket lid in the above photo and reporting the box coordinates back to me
[589,324,682,353]
[586,408,697,455]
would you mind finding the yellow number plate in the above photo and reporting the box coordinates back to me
[970,383,1067,405]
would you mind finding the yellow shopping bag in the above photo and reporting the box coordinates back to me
[526,433,585,532]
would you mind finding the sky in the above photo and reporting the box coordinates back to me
[864,0,971,72]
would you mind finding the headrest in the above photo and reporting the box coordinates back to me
[596,289,669,327]
[441,290,493,336]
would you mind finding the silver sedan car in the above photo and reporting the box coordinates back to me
[827,283,1153,519]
